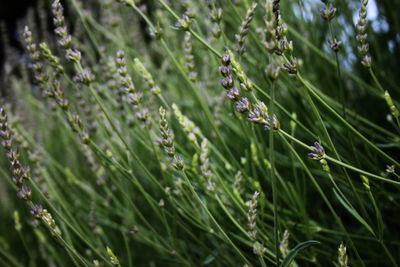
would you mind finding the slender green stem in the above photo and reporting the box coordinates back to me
[269,80,280,266]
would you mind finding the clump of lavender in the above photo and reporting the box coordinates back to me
[200,139,216,192]
[355,0,371,68]
[183,32,198,82]
[235,2,257,55]
[159,107,184,170]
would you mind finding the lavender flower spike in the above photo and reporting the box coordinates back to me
[308,142,325,160]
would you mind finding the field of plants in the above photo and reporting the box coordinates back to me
[0,0,399,266]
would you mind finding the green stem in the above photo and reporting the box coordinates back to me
[269,80,280,266]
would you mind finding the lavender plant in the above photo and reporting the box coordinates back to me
[0,0,399,266]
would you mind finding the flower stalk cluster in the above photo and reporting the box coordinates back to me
[159,107,184,170]
[31,205,62,236]
[209,7,222,38]
[235,3,258,55]
[0,108,31,199]
[356,0,372,68]
[225,50,253,91]
[183,32,198,82]
[51,0,73,55]
[247,191,260,239]
[1,108,61,237]
[172,103,201,146]
[134,58,161,96]
[39,42,64,76]
[220,53,248,110]
[116,51,148,123]
[219,53,280,130]
[247,191,267,256]
[200,139,216,192]
[262,0,298,74]
[23,26,49,90]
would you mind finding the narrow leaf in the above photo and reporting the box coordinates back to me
[333,188,375,236]
[281,240,320,267]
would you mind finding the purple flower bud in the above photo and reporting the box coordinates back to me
[1,138,13,150]
[17,186,32,200]
[248,103,268,124]
[226,87,240,101]
[264,114,280,131]
[65,48,81,63]
[308,142,325,160]
[235,97,250,113]
[219,65,232,77]
[221,54,231,66]
[31,205,43,217]
[0,129,11,139]
[13,176,24,187]
[135,109,149,122]
[221,75,234,89]
[128,92,143,106]
[6,148,19,161]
